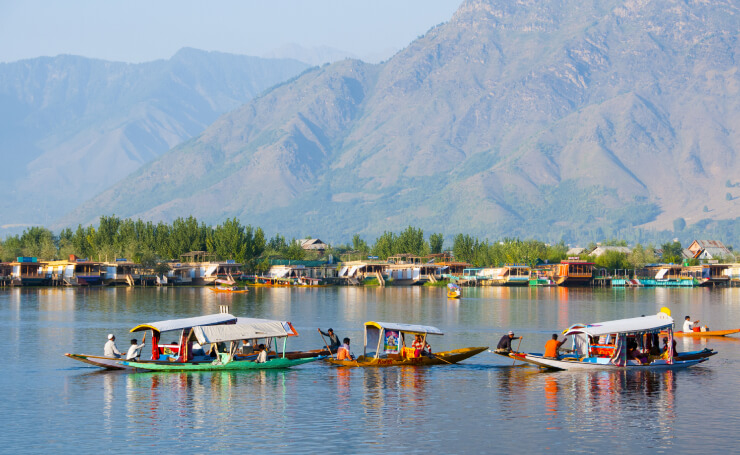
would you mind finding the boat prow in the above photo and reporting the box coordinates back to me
[65,353,129,370]
[672,329,740,337]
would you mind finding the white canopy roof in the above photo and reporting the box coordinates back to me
[564,314,673,337]
[365,321,444,335]
[130,313,237,333]
[192,319,291,344]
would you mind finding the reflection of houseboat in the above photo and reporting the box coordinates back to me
[552,260,594,286]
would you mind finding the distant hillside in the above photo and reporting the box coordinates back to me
[0,48,309,234]
[61,0,740,244]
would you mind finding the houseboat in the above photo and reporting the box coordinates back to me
[481,264,531,286]
[552,259,594,286]
[10,257,47,286]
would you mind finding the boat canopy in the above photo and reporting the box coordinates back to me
[564,314,673,337]
[235,317,298,336]
[365,321,444,336]
[130,313,237,334]
[192,319,292,345]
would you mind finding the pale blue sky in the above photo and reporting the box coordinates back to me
[0,0,463,63]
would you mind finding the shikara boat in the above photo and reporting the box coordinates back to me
[325,321,487,367]
[497,311,707,371]
[210,286,249,293]
[121,318,319,371]
[248,277,293,287]
[447,283,461,299]
[672,329,740,337]
[64,313,239,370]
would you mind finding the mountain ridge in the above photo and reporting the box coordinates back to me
[59,0,740,243]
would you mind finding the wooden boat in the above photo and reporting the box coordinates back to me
[447,283,461,299]
[325,321,487,367]
[552,260,594,286]
[675,348,717,361]
[671,329,740,337]
[64,313,240,370]
[248,277,293,287]
[121,318,318,372]
[210,286,248,293]
[498,311,708,371]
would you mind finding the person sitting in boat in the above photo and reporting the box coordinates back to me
[661,337,678,358]
[684,316,700,333]
[411,334,432,357]
[126,338,146,360]
[255,344,268,363]
[627,341,646,365]
[319,328,341,350]
[104,334,122,358]
[495,331,521,353]
[337,338,354,361]
[543,334,565,359]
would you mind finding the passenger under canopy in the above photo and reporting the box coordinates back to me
[363,321,443,359]
[129,313,239,361]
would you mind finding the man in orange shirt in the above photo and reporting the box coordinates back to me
[544,334,565,359]
[337,338,354,361]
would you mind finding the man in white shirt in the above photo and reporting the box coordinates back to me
[683,316,700,333]
[255,344,268,363]
[104,334,122,358]
[126,338,146,360]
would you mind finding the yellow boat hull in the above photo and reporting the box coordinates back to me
[324,346,488,367]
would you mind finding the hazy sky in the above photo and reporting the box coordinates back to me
[0,0,463,63]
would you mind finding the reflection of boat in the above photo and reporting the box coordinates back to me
[64,313,239,370]
[447,283,461,299]
[122,318,320,371]
[498,312,707,371]
[325,321,487,367]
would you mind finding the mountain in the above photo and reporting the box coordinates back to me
[262,44,361,66]
[0,48,309,233]
[61,0,740,244]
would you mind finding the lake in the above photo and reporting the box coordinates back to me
[2,286,739,453]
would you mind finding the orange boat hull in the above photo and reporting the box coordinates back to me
[664,329,740,337]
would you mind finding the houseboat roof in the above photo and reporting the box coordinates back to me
[560,260,595,265]
[564,314,673,337]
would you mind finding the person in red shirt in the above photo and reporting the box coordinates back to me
[544,334,565,359]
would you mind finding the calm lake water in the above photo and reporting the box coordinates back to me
[3,286,740,453]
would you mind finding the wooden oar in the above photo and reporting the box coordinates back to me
[512,336,523,366]
[431,353,454,365]
[318,329,334,359]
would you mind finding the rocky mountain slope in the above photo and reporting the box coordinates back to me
[61,0,740,243]
[0,48,308,233]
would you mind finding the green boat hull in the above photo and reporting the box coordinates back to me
[120,356,319,371]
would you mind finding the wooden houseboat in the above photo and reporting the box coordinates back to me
[552,259,594,287]
[10,257,47,286]
[103,260,140,286]
[682,264,730,287]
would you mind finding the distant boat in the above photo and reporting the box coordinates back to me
[447,282,461,299]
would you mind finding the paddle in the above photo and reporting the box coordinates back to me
[512,336,524,366]
[318,329,334,359]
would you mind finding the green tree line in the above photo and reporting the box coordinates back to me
[1,217,735,271]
